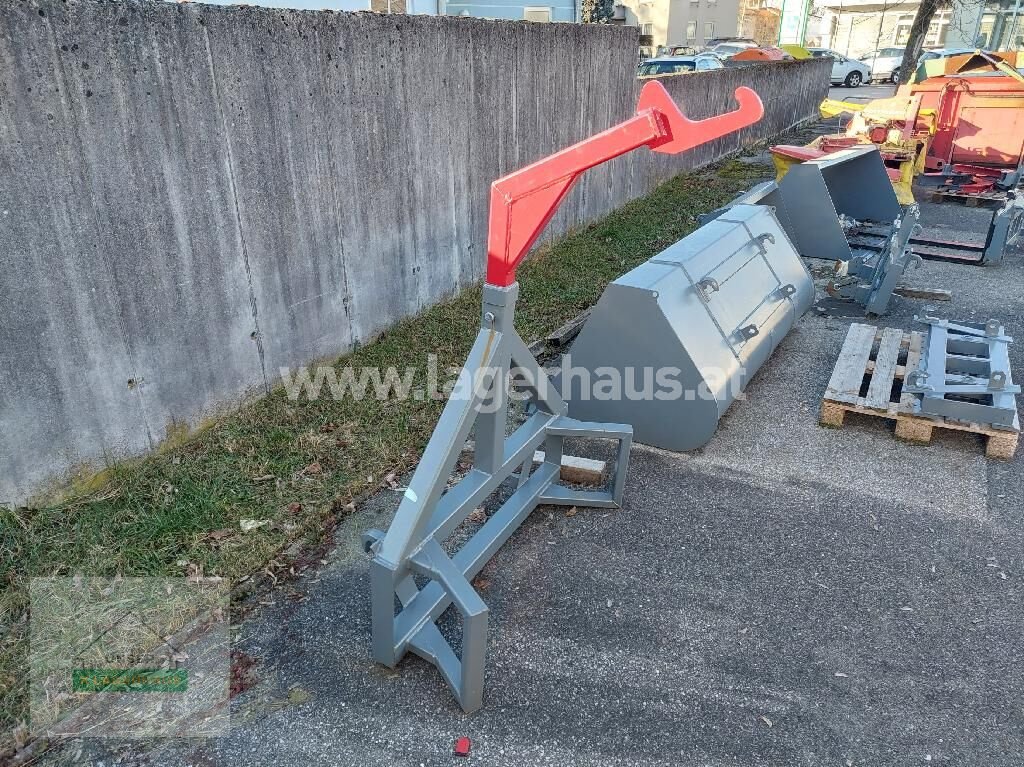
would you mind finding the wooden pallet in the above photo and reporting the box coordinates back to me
[928,188,1006,209]
[820,323,1019,459]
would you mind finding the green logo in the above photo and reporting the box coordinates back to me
[72,668,188,693]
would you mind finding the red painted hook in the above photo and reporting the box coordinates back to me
[485,81,764,288]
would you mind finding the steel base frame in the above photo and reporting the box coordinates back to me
[903,316,1021,429]
[362,284,631,713]
[831,204,923,315]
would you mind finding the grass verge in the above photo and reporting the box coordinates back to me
[0,158,774,739]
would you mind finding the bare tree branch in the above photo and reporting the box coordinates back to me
[896,0,946,83]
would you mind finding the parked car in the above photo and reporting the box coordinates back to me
[637,54,725,77]
[859,46,905,83]
[807,47,870,87]
[705,36,758,49]
[918,47,977,66]
[663,45,699,56]
[711,42,759,59]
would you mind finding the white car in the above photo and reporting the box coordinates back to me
[637,54,725,77]
[807,47,870,87]
[860,46,906,83]
[918,47,977,65]
[710,42,759,59]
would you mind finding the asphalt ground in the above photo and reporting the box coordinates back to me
[39,190,1024,767]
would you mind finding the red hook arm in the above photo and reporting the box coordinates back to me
[485,80,764,287]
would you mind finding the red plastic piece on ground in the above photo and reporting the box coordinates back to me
[484,80,763,288]
[453,736,471,757]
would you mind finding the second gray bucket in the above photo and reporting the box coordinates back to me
[562,204,813,451]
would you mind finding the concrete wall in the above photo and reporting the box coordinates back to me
[0,0,831,506]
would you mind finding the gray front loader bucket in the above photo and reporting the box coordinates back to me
[801,145,902,222]
[777,146,901,263]
[700,147,900,264]
[700,147,919,315]
[696,180,793,231]
[563,204,814,451]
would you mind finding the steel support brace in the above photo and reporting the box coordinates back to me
[981,191,1024,266]
[363,284,631,712]
[831,205,923,315]
[903,317,1021,428]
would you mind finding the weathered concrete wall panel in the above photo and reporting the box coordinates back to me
[0,0,831,505]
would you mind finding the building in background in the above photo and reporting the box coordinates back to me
[614,0,783,51]
[616,0,1024,58]
[811,0,1023,58]
[812,0,950,56]
[739,0,784,43]
[954,0,1024,49]
[443,0,578,20]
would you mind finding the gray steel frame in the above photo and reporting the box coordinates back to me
[903,317,1021,429]
[362,283,632,713]
[981,191,1024,266]
[832,205,923,315]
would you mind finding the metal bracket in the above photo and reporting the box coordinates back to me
[904,369,930,391]
[834,205,924,315]
[754,232,776,255]
[735,324,760,341]
[696,277,720,301]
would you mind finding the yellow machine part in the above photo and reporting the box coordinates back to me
[890,155,917,205]
[771,151,802,181]
[819,98,864,118]
[773,137,924,204]
[811,94,939,202]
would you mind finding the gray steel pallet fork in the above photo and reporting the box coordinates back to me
[844,190,1024,266]
[361,80,765,712]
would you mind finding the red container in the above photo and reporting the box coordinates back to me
[906,74,1024,170]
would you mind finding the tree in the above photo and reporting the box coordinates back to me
[896,0,945,83]
[580,0,613,23]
